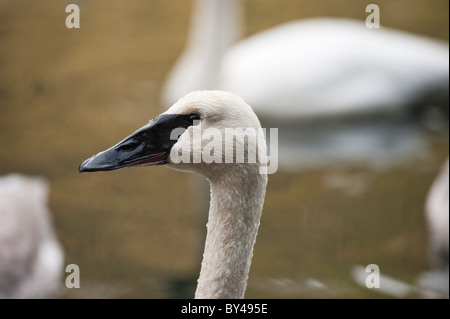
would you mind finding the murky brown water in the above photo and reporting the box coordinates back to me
[0,0,448,298]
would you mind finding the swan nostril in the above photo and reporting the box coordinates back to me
[117,141,138,152]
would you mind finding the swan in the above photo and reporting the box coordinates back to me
[417,157,449,298]
[424,158,449,271]
[79,90,268,299]
[162,0,449,121]
[0,174,64,298]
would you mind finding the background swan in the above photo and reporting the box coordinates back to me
[162,0,449,120]
[219,18,449,121]
[162,0,449,171]
[0,174,64,298]
[80,90,268,298]
[425,158,449,270]
[417,157,449,298]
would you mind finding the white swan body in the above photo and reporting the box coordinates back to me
[425,158,449,270]
[162,1,449,121]
[415,157,449,298]
[220,18,449,120]
[0,174,64,298]
[80,90,268,298]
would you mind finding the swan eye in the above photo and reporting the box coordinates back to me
[188,113,201,125]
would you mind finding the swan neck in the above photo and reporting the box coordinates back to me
[161,0,244,105]
[188,0,244,53]
[195,168,267,298]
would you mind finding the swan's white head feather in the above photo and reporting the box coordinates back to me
[165,90,267,180]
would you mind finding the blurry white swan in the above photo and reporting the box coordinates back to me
[425,158,449,270]
[162,0,449,120]
[162,0,449,171]
[0,174,64,298]
[417,157,449,298]
[80,91,268,298]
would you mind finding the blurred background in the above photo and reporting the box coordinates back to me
[0,0,448,298]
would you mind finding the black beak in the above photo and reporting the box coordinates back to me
[79,113,196,173]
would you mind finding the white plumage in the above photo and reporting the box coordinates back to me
[162,0,449,120]
[0,174,64,298]
[425,158,449,270]
[219,18,449,121]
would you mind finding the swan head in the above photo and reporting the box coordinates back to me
[79,90,267,180]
